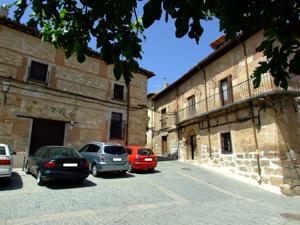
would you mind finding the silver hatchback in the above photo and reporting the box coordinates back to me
[79,142,129,177]
[0,144,16,179]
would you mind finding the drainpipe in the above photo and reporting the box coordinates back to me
[202,67,212,160]
[242,42,262,184]
[125,84,130,146]
[176,86,180,160]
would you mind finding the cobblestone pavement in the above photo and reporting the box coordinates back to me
[0,161,300,225]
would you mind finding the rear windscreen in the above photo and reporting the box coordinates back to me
[104,146,126,155]
[137,149,154,156]
[0,146,6,155]
[48,147,80,157]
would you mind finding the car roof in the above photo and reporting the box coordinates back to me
[127,146,151,150]
[0,144,8,147]
[87,142,123,147]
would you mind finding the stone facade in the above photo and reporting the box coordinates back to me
[151,30,300,195]
[0,19,153,167]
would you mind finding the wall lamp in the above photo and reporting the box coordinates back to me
[1,81,10,105]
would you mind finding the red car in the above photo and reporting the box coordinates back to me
[126,146,157,172]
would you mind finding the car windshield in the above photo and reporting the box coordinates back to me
[48,147,80,157]
[104,146,126,155]
[137,149,154,156]
[0,146,6,155]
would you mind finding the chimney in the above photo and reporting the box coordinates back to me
[210,35,225,50]
[163,77,169,89]
[0,4,9,18]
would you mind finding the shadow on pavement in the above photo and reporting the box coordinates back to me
[131,169,161,175]
[0,172,23,191]
[46,178,97,190]
[157,155,177,161]
[98,172,135,179]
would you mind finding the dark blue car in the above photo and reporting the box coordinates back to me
[25,146,90,186]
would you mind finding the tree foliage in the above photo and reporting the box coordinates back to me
[13,0,300,88]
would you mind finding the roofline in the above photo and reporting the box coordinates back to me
[0,17,155,79]
[152,32,259,100]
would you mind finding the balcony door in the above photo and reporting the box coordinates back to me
[220,76,233,106]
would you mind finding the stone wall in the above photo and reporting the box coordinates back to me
[0,24,149,167]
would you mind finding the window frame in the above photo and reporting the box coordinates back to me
[161,108,167,128]
[109,112,124,140]
[187,95,196,116]
[219,75,233,106]
[220,132,233,154]
[112,83,127,102]
[26,59,51,84]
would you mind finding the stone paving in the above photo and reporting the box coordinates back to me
[0,161,300,225]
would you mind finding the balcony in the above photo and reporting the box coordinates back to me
[177,74,300,124]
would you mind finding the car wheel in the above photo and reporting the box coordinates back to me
[92,164,99,177]
[25,162,30,174]
[37,170,45,186]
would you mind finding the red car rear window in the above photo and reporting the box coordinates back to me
[137,149,154,156]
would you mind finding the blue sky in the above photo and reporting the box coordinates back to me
[3,0,223,93]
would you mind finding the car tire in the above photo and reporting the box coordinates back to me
[92,164,99,177]
[37,170,45,186]
[25,162,30,174]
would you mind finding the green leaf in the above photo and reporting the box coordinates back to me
[113,62,123,81]
[289,50,300,75]
[175,17,190,38]
[142,0,163,28]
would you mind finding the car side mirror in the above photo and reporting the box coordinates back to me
[12,151,17,155]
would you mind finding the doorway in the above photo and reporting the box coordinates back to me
[162,136,167,156]
[29,118,66,155]
[189,135,196,160]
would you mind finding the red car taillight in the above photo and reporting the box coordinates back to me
[0,159,10,165]
[44,161,57,168]
[83,160,89,169]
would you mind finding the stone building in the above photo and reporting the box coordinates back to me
[151,31,300,195]
[0,17,154,167]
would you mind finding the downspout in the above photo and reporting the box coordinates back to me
[176,86,180,160]
[151,99,154,149]
[242,42,262,184]
[125,84,130,146]
[202,67,212,160]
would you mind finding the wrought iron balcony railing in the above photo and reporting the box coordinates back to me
[177,74,300,123]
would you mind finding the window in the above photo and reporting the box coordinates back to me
[137,149,154,156]
[161,108,167,128]
[104,146,126,155]
[221,132,233,154]
[0,146,6,155]
[187,95,196,116]
[110,112,123,139]
[87,145,100,153]
[28,60,49,83]
[220,76,233,105]
[113,84,125,101]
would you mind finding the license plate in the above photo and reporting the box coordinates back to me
[113,158,122,162]
[145,158,153,161]
[63,163,77,167]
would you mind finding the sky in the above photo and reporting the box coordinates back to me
[2,0,223,93]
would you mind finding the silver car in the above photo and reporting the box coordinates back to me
[79,142,129,177]
[0,144,16,179]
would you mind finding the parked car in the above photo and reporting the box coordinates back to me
[79,142,129,177]
[0,144,16,180]
[25,146,90,186]
[126,146,157,172]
